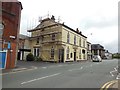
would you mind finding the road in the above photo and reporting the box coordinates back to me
[2,59,118,88]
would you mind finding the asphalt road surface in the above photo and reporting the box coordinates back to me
[2,59,118,88]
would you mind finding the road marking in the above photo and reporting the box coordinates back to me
[116,73,120,79]
[68,67,83,72]
[100,80,117,90]
[31,66,38,69]
[42,67,47,69]
[21,73,61,85]
[58,65,63,67]
[110,71,115,76]
[105,80,117,90]
[68,69,73,71]
[114,67,117,71]
[100,81,112,90]
[105,81,117,90]
[110,66,118,77]
[81,67,83,69]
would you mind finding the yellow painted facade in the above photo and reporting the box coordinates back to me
[28,16,87,62]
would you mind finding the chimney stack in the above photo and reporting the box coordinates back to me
[51,15,55,21]
[76,28,79,33]
[79,31,82,34]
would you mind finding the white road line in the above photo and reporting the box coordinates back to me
[68,69,73,71]
[110,71,114,76]
[58,65,63,67]
[42,67,47,69]
[68,67,83,72]
[116,73,120,79]
[110,70,117,77]
[21,73,61,85]
[114,68,117,71]
[81,67,83,69]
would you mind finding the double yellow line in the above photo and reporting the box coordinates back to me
[100,80,117,90]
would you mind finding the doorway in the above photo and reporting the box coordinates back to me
[74,52,76,61]
[59,49,64,63]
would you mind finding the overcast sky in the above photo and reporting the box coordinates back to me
[19,0,119,53]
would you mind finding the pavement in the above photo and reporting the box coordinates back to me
[110,80,119,89]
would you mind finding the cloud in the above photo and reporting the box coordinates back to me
[19,0,118,53]
[83,26,118,53]
[80,17,117,29]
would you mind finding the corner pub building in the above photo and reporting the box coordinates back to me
[28,16,88,63]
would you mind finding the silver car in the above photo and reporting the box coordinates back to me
[92,55,102,62]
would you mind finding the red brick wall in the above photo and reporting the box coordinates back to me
[1,1,22,69]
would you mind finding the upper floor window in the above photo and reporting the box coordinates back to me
[52,34,55,40]
[79,37,81,46]
[36,38,39,44]
[41,36,44,41]
[83,39,85,47]
[74,35,76,45]
[67,32,70,43]
[67,47,69,59]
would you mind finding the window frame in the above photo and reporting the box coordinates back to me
[34,48,40,57]
[52,34,55,40]
[66,47,69,59]
[51,47,54,58]
[67,32,70,43]
[74,35,76,45]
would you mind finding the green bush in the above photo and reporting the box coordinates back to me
[34,56,43,62]
[26,53,34,61]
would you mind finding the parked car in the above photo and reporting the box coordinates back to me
[92,55,102,62]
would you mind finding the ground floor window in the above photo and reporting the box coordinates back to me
[66,47,69,59]
[83,54,86,59]
[70,53,72,58]
[82,49,86,59]
[79,49,81,59]
[51,47,54,58]
[34,48,40,57]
